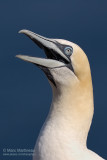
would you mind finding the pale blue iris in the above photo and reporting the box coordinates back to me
[64,47,73,56]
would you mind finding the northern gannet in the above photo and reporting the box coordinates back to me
[16,29,105,160]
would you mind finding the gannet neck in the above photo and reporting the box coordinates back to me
[34,77,95,160]
[48,73,94,147]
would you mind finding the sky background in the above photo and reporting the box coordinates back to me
[0,0,107,159]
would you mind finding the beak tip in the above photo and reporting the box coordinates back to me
[18,30,23,34]
[18,29,28,34]
[16,54,22,59]
[15,55,30,62]
[16,55,18,58]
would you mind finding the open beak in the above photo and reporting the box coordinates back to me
[16,29,70,69]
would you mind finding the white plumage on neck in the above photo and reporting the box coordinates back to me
[33,66,104,160]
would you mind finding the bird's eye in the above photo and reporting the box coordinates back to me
[64,47,73,56]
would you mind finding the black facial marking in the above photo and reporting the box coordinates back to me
[66,64,74,73]
[34,64,56,87]
[41,67,56,87]
[54,41,73,61]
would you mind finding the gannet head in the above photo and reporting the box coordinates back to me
[16,29,92,90]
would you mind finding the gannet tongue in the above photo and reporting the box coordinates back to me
[16,55,64,68]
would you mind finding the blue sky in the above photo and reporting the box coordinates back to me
[0,0,107,159]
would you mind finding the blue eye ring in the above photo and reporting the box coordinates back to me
[64,47,73,56]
